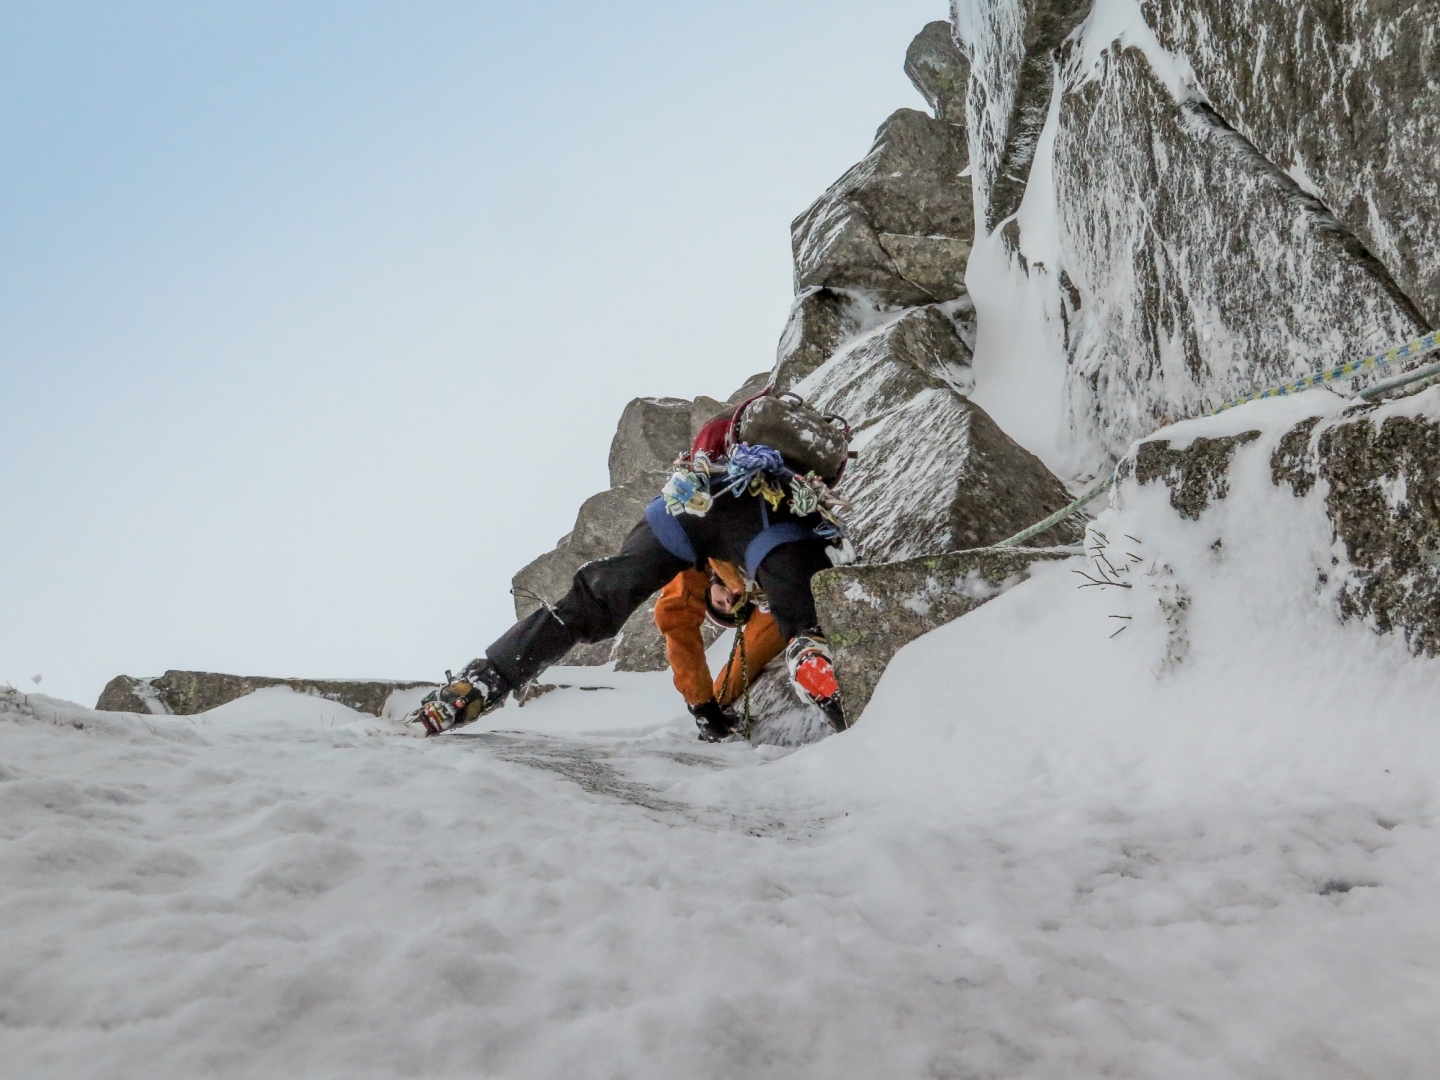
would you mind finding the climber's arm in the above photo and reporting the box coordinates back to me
[653,570,716,707]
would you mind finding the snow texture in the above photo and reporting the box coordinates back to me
[9,411,1440,1076]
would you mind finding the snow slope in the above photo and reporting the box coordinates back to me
[7,412,1440,1078]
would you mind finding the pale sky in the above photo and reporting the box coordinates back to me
[3,1,948,705]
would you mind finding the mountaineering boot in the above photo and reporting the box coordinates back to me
[688,698,739,742]
[785,634,847,733]
[407,659,510,736]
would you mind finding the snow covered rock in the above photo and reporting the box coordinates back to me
[798,304,1077,562]
[771,287,869,392]
[1126,430,1262,522]
[958,0,1091,233]
[1051,44,1425,467]
[95,671,432,717]
[94,675,166,714]
[1272,396,1440,657]
[1147,0,1440,327]
[957,2,1435,475]
[1120,384,1440,659]
[791,107,973,307]
[812,546,1071,718]
[718,656,834,748]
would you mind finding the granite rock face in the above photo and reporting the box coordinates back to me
[779,23,1083,564]
[797,303,1078,561]
[812,547,1072,718]
[904,20,971,123]
[96,671,432,717]
[771,287,870,393]
[607,397,713,488]
[1052,45,1426,466]
[1148,0,1440,327]
[791,108,974,307]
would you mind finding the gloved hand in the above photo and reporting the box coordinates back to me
[688,698,739,742]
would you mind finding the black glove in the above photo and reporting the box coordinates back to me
[688,699,738,742]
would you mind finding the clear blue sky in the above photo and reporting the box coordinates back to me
[2,0,948,705]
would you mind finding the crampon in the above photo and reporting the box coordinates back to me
[405,661,509,736]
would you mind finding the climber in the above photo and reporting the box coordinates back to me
[404,391,853,740]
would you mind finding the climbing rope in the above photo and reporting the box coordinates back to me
[995,328,1440,547]
[725,602,753,741]
[738,613,753,741]
[1214,329,1440,412]
[996,478,1116,548]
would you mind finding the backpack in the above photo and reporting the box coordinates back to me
[733,392,852,484]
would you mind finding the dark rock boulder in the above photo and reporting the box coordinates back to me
[813,546,1072,719]
[95,675,164,714]
[791,108,974,306]
[904,20,970,124]
[96,671,433,716]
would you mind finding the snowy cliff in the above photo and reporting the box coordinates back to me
[957,0,1435,471]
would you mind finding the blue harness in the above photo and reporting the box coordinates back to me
[646,496,821,580]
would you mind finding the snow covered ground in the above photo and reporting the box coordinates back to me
[8,425,1440,1078]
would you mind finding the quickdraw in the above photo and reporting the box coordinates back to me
[750,472,786,510]
[661,451,715,516]
[661,439,850,543]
